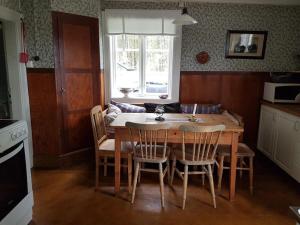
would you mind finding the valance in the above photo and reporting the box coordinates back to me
[104,9,181,36]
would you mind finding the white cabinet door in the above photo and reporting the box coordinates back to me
[257,105,276,159]
[274,112,297,175]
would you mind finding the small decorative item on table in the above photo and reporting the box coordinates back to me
[155,105,165,121]
[189,104,197,122]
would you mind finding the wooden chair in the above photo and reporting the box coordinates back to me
[217,143,255,194]
[90,105,132,192]
[170,124,225,209]
[125,122,171,208]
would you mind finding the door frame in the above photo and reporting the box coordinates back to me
[0,6,33,166]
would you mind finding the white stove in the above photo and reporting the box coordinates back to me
[0,120,33,225]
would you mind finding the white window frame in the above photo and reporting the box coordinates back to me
[103,10,182,104]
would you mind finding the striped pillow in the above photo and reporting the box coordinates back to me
[180,104,221,114]
[111,100,146,113]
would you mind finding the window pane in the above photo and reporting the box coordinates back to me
[145,36,171,94]
[114,35,140,91]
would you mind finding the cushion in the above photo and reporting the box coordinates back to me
[108,103,122,114]
[111,100,146,113]
[144,102,181,113]
[180,104,221,114]
[104,104,122,125]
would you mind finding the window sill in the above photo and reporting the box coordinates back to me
[111,97,178,104]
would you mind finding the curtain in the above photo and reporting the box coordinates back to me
[104,9,181,36]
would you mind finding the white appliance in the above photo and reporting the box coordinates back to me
[263,82,300,103]
[0,120,33,225]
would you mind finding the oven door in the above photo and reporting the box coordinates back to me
[0,142,28,221]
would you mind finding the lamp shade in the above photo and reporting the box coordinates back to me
[172,7,197,25]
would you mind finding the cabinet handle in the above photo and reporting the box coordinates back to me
[295,121,300,131]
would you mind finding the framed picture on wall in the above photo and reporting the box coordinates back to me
[225,30,268,59]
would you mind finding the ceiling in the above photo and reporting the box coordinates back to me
[108,0,300,6]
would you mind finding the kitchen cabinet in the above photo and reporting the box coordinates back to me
[257,105,276,159]
[258,104,300,182]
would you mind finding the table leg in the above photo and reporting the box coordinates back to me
[229,132,239,201]
[115,130,121,194]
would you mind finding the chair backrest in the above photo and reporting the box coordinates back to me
[179,124,225,162]
[125,122,171,160]
[90,105,107,150]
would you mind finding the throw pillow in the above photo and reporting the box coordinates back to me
[144,102,181,113]
[180,104,221,114]
[111,100,146,113]
[104,104,122,125]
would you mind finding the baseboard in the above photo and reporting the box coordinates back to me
[59,148,93,168]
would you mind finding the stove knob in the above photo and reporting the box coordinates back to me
[11,132,17,141]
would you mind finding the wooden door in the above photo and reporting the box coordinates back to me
[53,12,100,155]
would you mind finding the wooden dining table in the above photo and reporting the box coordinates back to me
[110,113,244,201]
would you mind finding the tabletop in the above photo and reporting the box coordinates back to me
[110,113,244,133]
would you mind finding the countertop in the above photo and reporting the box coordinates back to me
[261,101,300,118]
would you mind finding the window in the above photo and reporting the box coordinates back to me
[110,35,173,97]
[104,9,182,103]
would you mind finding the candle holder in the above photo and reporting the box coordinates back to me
[155,105,165,121]
[188,115,197,122]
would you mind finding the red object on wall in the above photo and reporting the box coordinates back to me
[19,52,29,63]
[196,51,209,64]
[19,19,29,63]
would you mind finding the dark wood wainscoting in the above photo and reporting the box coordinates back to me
[27,68,60,167]
[27,68,104,168]
[180,71,269,146]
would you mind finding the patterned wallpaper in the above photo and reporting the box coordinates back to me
[20,0,101,68]
[2,0,300,71]
[21,0,54,68]
[104,1,300,71]
[51,0,101,18]
[0,0,20,12]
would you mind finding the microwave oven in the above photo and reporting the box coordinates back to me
[263,82,300,103]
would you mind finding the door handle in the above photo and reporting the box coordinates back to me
[60,88,66,95]
[272,113,277,122]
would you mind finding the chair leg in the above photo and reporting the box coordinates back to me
[249,157,254,195]
[104,156,108,176]
[138,163,142,184]
[131,162,140,204]
[128,154,132,194]
[170,156,176,186]
[239,157,244,178]
[201,166,205,187]
[208,164,216,208]
[182,165,189,210]
[166,160,170,185]
[217,156,225,191]
[159,163,165,208]
[95,156,100,191]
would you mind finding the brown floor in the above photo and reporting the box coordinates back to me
[30,153,300,225]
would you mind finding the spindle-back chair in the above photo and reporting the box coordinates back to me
[91,106,132,192]
[126,122,171,207]
[170,123,225,209]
